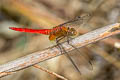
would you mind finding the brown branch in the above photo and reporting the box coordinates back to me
[0,23,120,78]
[33,65,68,80]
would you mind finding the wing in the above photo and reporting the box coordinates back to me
[54,14,91,29]
[68,47,93,72]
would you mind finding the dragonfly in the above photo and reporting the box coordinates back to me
[9,14,93,74]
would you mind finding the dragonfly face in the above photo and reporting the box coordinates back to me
[68,27,77,36]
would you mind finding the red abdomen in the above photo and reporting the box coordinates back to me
[9,27,52,35]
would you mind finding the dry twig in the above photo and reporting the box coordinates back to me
[33,65,68,80]
[0,23,120,78]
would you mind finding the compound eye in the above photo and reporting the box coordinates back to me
[70,28,76,35]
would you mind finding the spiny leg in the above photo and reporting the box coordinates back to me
[56,36,66,53]
[56,37,81,74]
[63,48,81,74]
[67,36,93,70]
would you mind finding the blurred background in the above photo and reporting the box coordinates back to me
[0,0,120,80]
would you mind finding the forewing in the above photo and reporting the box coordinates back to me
[55,14,90,29]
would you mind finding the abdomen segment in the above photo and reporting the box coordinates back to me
[9,27,51,35]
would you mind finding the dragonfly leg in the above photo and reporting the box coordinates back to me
[56,37,81,74]
[63,49,81,74]
[66,36,93,70]
[56,36,66,53]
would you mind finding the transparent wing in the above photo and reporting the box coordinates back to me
[68,47,93,72]
[54,14,91,29]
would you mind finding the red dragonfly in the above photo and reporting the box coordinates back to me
[9,14,93,74]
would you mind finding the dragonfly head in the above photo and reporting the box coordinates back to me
[68,28,77,36]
